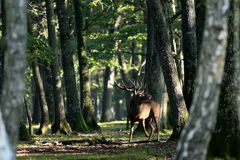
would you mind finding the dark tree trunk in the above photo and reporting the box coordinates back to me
[32,84,41,124]
[56,0,89,132]
[19,122,32,141]
[149,0,188,140]
[0,0,27,156]
[181,0,198,110]
[32,61,49,135]
[0,0,6,100]
[45,0,72,134]
[209,1,240,158]
[144,0,167,132]
[72,0,100,131]
[234,0,240,145]
[145,0,163,105]
[195,0,206,56]
[174,0,229,159]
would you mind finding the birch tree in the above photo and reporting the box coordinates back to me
[174,0,230,159]
[0,0,27,159]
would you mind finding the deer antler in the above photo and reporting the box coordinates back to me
[113,80,134,92]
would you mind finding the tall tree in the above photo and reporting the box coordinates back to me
[181,0,198,110]
[101,66,115,122]
[195,0,206,56]
[174,0,230,159]
[148,0,188,140]
[72,0,100,131]
[27,13,49,135]
[208,0,240,158]
[234,0,240,136]
[45,0,72,134]
[0,0,6,98]
[32,61,49,135]
[0,0,27,157]
[145,0,163,106]
[56,0,89,132]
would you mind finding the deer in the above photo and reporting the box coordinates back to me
[113,80,161,143]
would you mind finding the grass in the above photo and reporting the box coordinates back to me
[17,121,173,160]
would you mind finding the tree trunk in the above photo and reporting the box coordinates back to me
[24,96,33,135]
[101,66,115,122]
[149,0,188,140]
[45,0,72,134]
[32,85,41,124]
[208,0,240,158]
[40,64,54,122]
[0,0,6,99]
[0,0,27,157]
[181,0,198,110]
[72,0,100,131]
[32,61,49,135]
[195,0,206,56]
[234,0,240,134]
[117,54,131,129]
[174,0,229,159]
[56,0,89,132]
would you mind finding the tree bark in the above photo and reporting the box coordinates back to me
[174,0,230,159]
[40,64,54,122]
[101,66,115,122]
[0,0,27,157]
[56,0,89,132]
[32,61,49,135]
[32,84,41,124]
[72,0,100,131]
[181,0,198,110]
[195,0,206,56]
[0,0,6,99]
[234,0,240,139]
[45,0,72,134]
[208,0,240,158]
[149,0,188,140]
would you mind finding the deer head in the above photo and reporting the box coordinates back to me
[113,80,151,99]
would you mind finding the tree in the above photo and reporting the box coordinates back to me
[148,0,188,140]
[0,0,6,98]
[174,0,230,159]
[27,12,49,135]
[101,66,115,122]
[181,0,198,110]
[56,0,89,132]
[208,0,240,158]
[45,0,71,134]
[145,0,164,107]
[72,0,100,131]
[32,61,49,135]
[0,0,27,158]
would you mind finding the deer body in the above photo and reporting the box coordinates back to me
[128,96,160,143]
[113,80,161,143]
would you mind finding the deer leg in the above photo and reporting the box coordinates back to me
[141,119,149,137]
[153,117,159,141]
[148,119,154,141]
[129,121,135,143]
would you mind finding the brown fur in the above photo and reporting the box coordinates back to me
[128,97,160,143]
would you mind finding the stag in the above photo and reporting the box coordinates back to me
[114,80,160,143]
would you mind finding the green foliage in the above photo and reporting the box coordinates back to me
[83,0,146,72]
[27,35,53,63]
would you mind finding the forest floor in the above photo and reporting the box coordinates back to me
[17,121,177,160]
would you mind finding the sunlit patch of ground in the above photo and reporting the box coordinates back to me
[17,121,176,160]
